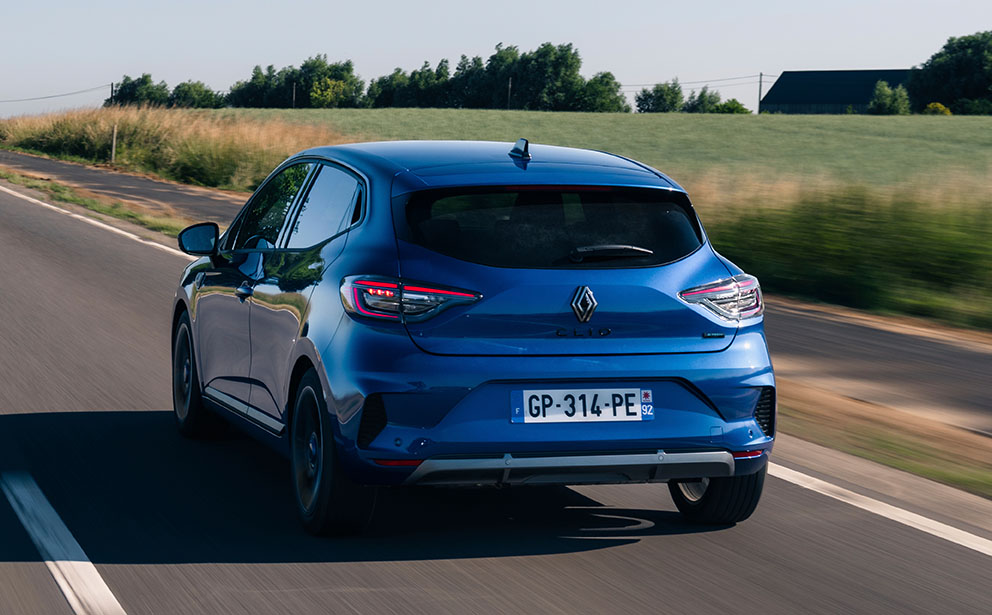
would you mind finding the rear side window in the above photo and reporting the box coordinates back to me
[230,162,314,250]
[398,187,702,268]
[286,164,361,248]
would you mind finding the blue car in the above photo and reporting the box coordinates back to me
[172,139,775,534]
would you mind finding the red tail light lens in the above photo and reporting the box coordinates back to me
[679,274,763,321]
[732,450,763,459]
[341,276,482,322]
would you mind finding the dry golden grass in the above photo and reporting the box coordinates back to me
[0,106,351,190]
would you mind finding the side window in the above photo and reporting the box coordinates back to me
[231,162,314,250]
[286,164,361,249]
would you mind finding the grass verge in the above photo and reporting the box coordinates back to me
[706,188,992,330]
[777,378,992,499]
[0,167,189,237]
[0,106,348,191]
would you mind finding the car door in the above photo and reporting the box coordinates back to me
[248,162,363,425]
[195,161,315,410]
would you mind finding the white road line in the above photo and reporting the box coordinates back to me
[1,472,127,615]
[769,463,992,558]
[0,183,194,261]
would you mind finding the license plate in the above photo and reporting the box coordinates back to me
[511,389,655,423]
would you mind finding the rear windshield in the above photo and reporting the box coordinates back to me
[396,187,703,269]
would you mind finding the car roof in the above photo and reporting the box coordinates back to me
[296,140,684,194]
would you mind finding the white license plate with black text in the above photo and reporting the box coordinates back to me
[511,388,655,423]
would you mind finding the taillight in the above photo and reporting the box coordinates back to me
[679,274,763,321]
[341,276,482,322]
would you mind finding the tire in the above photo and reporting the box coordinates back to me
[668,466,766,525]
[291,369,376,536]
[172,312,216,437]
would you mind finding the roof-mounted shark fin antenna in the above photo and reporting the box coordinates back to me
[509,138,531,160]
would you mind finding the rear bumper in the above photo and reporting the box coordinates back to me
[404,449,747,487]
[322,319,775,485]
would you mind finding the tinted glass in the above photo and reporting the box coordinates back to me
[286,164,361,248]
[232,162,314,250]
[399,187,702,269]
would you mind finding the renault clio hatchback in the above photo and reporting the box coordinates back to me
[171,139,775,535]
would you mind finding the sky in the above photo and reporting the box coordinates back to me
[1,0,990,117]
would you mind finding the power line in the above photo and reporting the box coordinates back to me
[621,73,779,90]
[621,74,760,88]
[620,81,761,91]
[0,84,111,104]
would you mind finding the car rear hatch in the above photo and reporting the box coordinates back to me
[392,185,737,356]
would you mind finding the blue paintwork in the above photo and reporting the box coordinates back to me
[173,139,775,486]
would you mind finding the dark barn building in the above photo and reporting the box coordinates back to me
[759,69,911,114]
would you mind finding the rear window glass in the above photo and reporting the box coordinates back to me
[397,187,702,268]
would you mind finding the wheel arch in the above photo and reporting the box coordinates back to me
[171,299,189,342]
[286,355,317,430]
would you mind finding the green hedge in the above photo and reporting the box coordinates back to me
[708,188,992,328]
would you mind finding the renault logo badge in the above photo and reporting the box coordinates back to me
[571,286,598,323]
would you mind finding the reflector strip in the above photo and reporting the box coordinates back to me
[373,459,423,467]
[732,450,764,459]
[403,285,477,298]
[681,284,736,297]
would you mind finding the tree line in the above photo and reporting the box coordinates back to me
[634,80,750,113]
[106,43,633,112]
[105,32,992,115]
[105,43,743,114]
[864,31,992,116]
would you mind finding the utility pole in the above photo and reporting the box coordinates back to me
[507,77,512,110]
[109,82,115,104]
[110,123,117,164]
[292,81,296,108]
[758,72,763,113]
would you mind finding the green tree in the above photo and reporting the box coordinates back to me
[582,72,630,112]
[867,81,910,115]
[105,74,170,106]
[682,86,721,113]
[484,43,522,109]
[168,81,224,108]
[448,55,488,108]
[635,79,684,113]
[907,31,992,114]
[366,68,410,108]
[513,42,586,110]
[310,78,348,108]
[227,56,365,108]
[956,98,992,114]
[403,59,450,107]
[712,98,751,114]
[226,65,278,107]
[297,56,364,108]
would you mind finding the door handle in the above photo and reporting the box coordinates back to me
[235,282,254,301]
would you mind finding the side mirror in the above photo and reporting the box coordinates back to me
[177,222,219,256]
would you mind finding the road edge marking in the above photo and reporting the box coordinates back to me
[0,182,194,261]
[768,462,992,558]
[1,472,127,615]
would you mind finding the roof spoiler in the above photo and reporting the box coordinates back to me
[508,138,531,160]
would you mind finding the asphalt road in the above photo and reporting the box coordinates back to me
[0,149,246,226]
[1,183,990,613]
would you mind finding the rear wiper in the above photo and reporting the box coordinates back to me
[569,244,655,263]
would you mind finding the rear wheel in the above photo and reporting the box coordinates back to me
[669,467,766,525]
[172,312,215,437]
[291,369,376,536]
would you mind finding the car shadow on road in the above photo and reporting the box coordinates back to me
[0,411,723,565]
